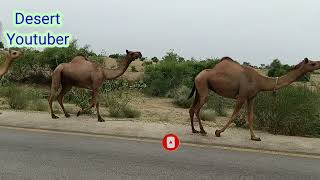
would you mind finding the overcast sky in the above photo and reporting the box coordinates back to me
[1,0,319,65]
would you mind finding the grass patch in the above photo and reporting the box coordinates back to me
[254,85,320,136]
[167,85,193,108]
[104,90,141,118]
[0,84,46,111]
[200,109,216,121]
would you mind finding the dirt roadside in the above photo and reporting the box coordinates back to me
[0,110,320,157]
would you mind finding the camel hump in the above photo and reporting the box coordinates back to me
[220,56,234,61]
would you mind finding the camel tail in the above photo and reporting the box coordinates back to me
[188,83,196,99]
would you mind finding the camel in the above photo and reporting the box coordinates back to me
[188,57,320,141]
[48,50,142,122]
[0,49,23,77]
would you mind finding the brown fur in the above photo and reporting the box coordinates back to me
[189,57,320,141]
[48,50,142,122]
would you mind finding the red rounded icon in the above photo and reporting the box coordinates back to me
[162,134,180,151]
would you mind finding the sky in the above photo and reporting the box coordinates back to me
[0,0,319,65]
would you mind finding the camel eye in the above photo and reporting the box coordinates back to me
[311,63,316,66]
[13,52,17,55]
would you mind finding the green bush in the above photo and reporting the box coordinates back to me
[104,90,141,118]
[254,85,320,136]
[167,86,193,108]
[206,93,230,116]
[144,51,219,96]
[1,85,45,110]
[29,99,48,111]
[101,79,146,93]
[64,88,92,113]
[6,86,28,110]
[131,66,138,72]
[267,59,309,81]
[200,109,216,121]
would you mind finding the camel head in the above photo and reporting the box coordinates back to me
[125,49,142,62]
[8,49,23,60]
[293,58,320,73]
[0,49,23,61]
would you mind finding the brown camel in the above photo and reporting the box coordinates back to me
[188,57,320,141]
[48,50,142,122]
[0,49,23,77]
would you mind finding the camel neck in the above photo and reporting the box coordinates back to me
[258,68,305,91]
[103,57,131,80]
[0,56,13,77]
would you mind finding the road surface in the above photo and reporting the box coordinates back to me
[0,127,318,180]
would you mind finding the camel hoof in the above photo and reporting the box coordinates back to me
[65,114,70,118]
[76,111,81,117]
[215,130,221,137]
[192,129,200,133]
[52,115,59,119]
[98,117,105,122]
[251,137,261,141]
[200,130,207,135]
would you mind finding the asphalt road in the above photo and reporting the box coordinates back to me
[0,127,318,180]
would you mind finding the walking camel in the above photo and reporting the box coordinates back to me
[48,50,142,122]
[0,49,23,77]
[188,57,320,141]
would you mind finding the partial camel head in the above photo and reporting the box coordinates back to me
[125,49,142,61]
[293,58,320,73]
[0,49,23,60]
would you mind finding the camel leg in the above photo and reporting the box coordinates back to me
[48,89,59,119]
[194,96,209,135]
[215,98,245,137]
[96,102,105,122]
[247,99,261,141]
[57,85,72,118]
[189,93,200,133]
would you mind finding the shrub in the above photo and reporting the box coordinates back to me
[131,66,138,72]
[29,99,48,111]
[6,86,28,110]
[64,88,92,113]
[122,106,141,118]
[1,85,45,110]
[142,61,153,66]
[151,57,159,63]
[200,109,216,121]
[206,93,229,116]
[109,53,125,59]
[104,90,141,118]
[167,86,193,108]
[254,85,320,136]
[267,59,309,81]
[144,52,219,96]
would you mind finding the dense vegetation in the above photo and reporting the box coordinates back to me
[144,51,219,96]
[254,86,320,136]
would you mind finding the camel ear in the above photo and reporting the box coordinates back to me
[126,49,129,54]
[304,58,309,63]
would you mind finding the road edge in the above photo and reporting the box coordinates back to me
[0,124,319,159]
